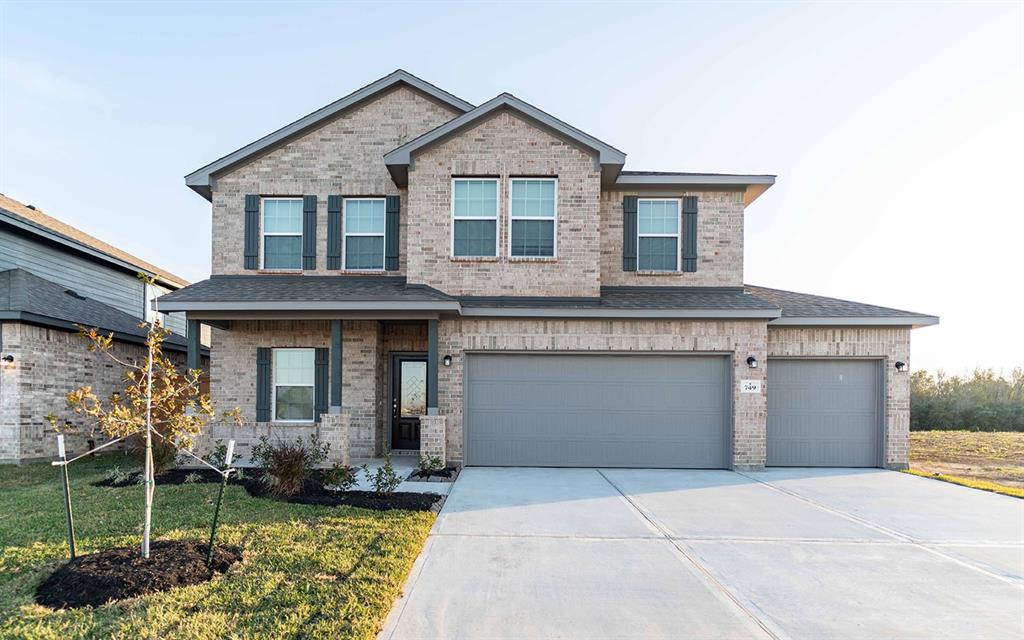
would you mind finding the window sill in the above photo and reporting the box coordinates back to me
[634,270,683,276]
[450,256,501,263]
[340,269,389,275]
[258,269,304,275]
[509,256,558,263]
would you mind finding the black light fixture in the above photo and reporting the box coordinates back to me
[442,355,452,367]
[1,354,13,363]
[894,361,908,372]
[746,356,758,369]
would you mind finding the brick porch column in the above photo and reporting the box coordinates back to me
[319,413,350,466]
[418,415,446,467]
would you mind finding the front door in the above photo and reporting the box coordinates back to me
[391,355,427,450]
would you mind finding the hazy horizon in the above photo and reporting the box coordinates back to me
[2,1,1021,374]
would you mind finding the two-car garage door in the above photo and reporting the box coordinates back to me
[465,354,731,468]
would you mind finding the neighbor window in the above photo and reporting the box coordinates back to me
[637,199,680,271]
[452,178,498,257]
[262,198,303,270]
[272,348,315,422]
[344,198,386,270]
[509,178,556,257]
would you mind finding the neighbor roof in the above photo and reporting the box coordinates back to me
[747,285,939,327]
[384,93,627,188]
[0,268,189,350]
[185,70,475,200]
[0,193,189,289]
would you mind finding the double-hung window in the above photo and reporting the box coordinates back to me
[272,348,315,422]
[452,178,498,257]
[343,198,386,270]
[509,178,556,257]
[637,198,681,271]
[262,198,304,270]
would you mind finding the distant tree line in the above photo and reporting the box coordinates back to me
[911,369,1024,431]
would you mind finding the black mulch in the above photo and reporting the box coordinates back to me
[93,468,443,512]
[35,540,240,609]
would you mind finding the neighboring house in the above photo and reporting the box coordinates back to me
[0,193,200,463]
[161,70,937,471]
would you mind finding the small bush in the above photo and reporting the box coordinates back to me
[104,466,134,485]
[417,455,444,475]
[182,472,203,484]
[208,439,228,468]
[323,463,359,491]
[250,435,329,496]
[127,434,178,474]
[362,454,402,496]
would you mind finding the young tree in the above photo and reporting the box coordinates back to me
[48,280,240,558]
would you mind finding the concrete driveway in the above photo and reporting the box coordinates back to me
[380,467,1024,640]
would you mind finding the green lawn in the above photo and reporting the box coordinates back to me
[0,458,434,639]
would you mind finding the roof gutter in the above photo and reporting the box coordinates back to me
[769,316,940,329]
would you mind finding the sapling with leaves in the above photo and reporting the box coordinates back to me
[46,275,241,559]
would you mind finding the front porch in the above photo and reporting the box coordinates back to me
[192,317,448,468]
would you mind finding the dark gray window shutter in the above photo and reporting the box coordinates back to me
[682,196,698,272]
[385,195,400,271]
[244,195,260,270]
[302,195,317,270]
[622,196,638,272]
[314,347,328,422]
[327,196,342,270]
[256,347,271,422]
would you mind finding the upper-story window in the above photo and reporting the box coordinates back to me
[273,348,315,422]
[262,198,304,270]
[638,198,681,271]
[344,198,386,270]
[509,178,556,257]
[452,178,498,257]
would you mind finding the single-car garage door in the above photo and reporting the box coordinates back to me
[465,353,730,468]
[767,359,882,467]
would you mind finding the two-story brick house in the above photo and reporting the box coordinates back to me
[160,70,937,471]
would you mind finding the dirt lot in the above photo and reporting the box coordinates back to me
[910,430,1024,490]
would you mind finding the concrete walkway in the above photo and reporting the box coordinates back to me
[380,467,1024,640]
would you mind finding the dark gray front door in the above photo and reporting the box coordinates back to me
[391,356,427,450]
[465,353,731,468]
[767,359,882,467]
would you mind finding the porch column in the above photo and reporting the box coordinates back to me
[186,319,201,371]
[330,319,343,413]
[427,319,438,415]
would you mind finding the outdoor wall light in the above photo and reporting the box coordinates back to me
[746,356,758,369]
[442,355,452,367]
[1,354,13,363]
[895,361,908,372]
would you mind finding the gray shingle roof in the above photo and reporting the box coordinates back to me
[0,268,188,349]
[746,285,938,325]
[461,287,779,311]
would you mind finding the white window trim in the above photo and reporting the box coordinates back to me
[260,197,304,271]
[637,197,682,272]
[271,347,316,424]
[450,177,499,258]
[342,197,387,272]
[508,177,558,259]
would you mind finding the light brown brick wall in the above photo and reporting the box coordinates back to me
[436,317,769,469]
[766,326,911,468]
[600,189,745,287]
[208,319,381,459]
[406,111,602,296]
[210,86,460,276]
[0,322,188,463]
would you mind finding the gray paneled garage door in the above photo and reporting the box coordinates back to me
[465,354,730,468]
[767,359,882,467]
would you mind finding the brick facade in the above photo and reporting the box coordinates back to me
[767,326,911,468]
[406,110,602,297]
[210,86,460,276]
[0,322,188,463]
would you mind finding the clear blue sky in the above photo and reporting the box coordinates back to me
[2,1,1021,374]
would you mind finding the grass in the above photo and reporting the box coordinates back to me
[0,457,434,639]
[909,430,1024,499]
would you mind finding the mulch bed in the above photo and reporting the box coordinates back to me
[35,540,240,609]
[94,468,443,512]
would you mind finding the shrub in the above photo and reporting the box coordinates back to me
[417,455,444,475]
[362,454,402,496]
[250,434,329,496]
[323,463,358,491]
[127,434,178,474]
[208,439,229,468]
[183,472,203,484]
[104,465,135,486]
